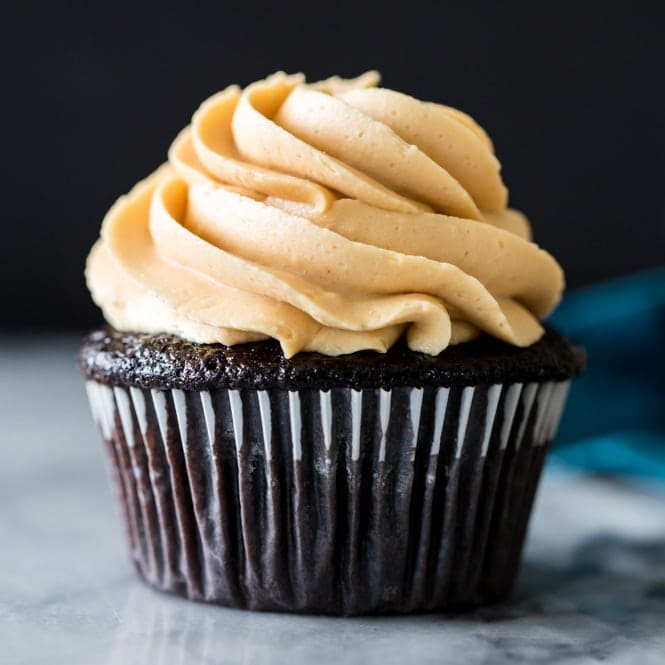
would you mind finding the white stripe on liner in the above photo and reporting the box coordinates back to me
[542,382,562,442]
[481,385,502,457]
[85,381,100,424]
[378,389,392,462]
[515,383,537,450]
[257,391,272,458]
[199,391,216,448]
[129,387,148,436]
[288,391,302,461]
[85,382,107,438]
[430,387,449,456]
[350,390,362,461]
[114,387,136,449]
[320,390,333,451]
[228,390,244,451]
[500,383,522,450]
[455,386,474,458]
[545,381,571,441]
[409,388,424,448]
[151,389,169,446]
[533,382,554,446]
[172,389,188,450]
[99,384,117,440]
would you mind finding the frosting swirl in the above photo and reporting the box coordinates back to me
[87,72,564,357]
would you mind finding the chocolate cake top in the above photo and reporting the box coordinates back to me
[79,326,584,391]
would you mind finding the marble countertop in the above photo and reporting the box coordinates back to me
[1,336,664,665]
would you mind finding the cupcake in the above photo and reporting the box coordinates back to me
[80,71,584,615]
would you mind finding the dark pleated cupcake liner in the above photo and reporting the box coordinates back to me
[86,379,570,615]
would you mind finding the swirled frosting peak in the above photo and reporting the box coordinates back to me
[87,72,564,357]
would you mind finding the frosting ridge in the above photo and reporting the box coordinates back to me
[87,72,564,357]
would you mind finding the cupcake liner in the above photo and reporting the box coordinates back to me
[86,379,570,615]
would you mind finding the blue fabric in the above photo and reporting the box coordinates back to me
[548,266,665,480]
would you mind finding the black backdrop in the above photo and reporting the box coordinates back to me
[3,1,664,330]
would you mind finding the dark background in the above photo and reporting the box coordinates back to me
[3,1,663,331]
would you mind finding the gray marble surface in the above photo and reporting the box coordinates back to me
[1,336,664,665]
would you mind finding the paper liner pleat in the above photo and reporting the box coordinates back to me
[87,380,570,615]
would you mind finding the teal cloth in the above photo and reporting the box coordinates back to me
[548,267,665,480]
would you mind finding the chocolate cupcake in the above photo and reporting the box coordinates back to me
[81,71,584,615]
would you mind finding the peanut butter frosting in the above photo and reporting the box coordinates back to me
[86,71,564,358]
